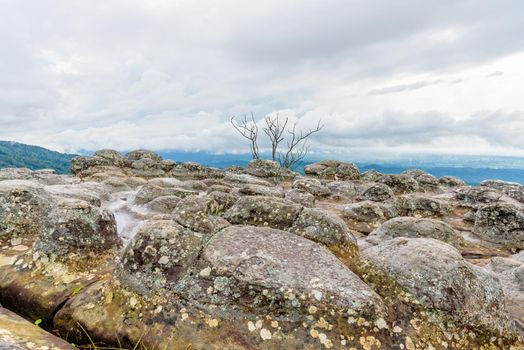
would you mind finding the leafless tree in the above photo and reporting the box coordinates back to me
[231,113,323,169]
[278,119,323,169]
[230,113,260,159]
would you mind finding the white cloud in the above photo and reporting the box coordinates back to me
[1,0,524,158]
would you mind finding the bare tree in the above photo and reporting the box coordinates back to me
[278,119,323,169]
[231,113,323,169]
[262,113,288,162]
[230,113,260,159]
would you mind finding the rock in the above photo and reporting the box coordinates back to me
[145,195,181,213]
[402,169,439,192]
[0,180,51,239]
[360,169,382,182]
[94,149,127,167]
[338,201,386,227]
[360,183,394,202]
[377,174,419,194]
[439,176,466,187]
[284,189,315,208]
[224,196,302,230]
[487,257,523,273]
[474,203,524,249]
[363,237,518,340]
[403,194,452,217]
[206,191,238,211]
[207,184,232,193]
[34,199,120,261]
[172,195,230,234]
[126,149,162,162]
[114,220,203,295]
[102,177,132,192]
[170,162,225,180]
[304,160,360,180]
[368,217,465,247]
[289,208,357,251]
[292,177,330,197]
[325,181,359,199]
[239,184,284,198]
[515,265,524,289]
[45,184,102,206]
[196,225,384,322]
[130,158,167,178]
[134,183,198,205]
[0,307,75,349]
[222,172,272,187]
[70,155,113,175]
[456,186,503,206]
[244,159,297,179]
[481,179,524,203]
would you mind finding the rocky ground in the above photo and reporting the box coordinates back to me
[0,150,523,349]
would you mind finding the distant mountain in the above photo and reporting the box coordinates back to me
[0,141,77,174]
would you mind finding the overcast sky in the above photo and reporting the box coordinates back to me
[1,0,524,158]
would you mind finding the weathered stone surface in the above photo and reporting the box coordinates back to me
[170,162,225,180]
[402,169,439,192]
[360,183,393,202]
[0,307,75,349]
[244,159,297,179]
[284,189,315,208]
[134,183,198,204]
[474,203,524,249]
[34,199,120,260]
[115,220,203,295]
[0,180,51,239]
[292,177,330,197]
[456,186,503,206]
[439,176,466,187]
[403,194,452,217]
[172,195,230,234]
[94,149,128,167]
[338,201,386,227]
[289,208,357,250]
[360,169,382,182]
[368,217,465,247]
[364,237,518,340]
[304,160,360,180]
[45,184,102,206]
[101,177,132,192]
[481,179,524,203]
[70,155,113,175]
[224,196,302,230]
[377,174,419,194]
[126,149,162,162]
[130,158,167,178]
[325,181,358,199]
[206,191,238,211]
[239,184,284,198]
[145,195,181,213]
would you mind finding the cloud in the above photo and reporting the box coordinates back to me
[0,0,524,158]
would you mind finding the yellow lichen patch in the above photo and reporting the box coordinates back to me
[374,318,388,330]
[206,318,218,328]
[310,329,319,338]
[270,320,279,328]
[260,328,272,340]
[405,336,415,350]
[314,317,332,330]
[308,305,318,314]
[247,321,256,332]
[359,335,381,350]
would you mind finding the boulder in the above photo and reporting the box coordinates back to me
[377,174,419,194]
[292,177,330,197]
[474,203,524,249]
[360,169,382,182]
[45,184,102,206]
[304,160,360,180]
[244,159,297,179]
[239,184,284,198]
[289,208,357,251]
[403,194,452,217]
[402,169,439,192]
[170,162,225,180]
[33,199,120,261]
[172,195,230,234]
[126,149,162,162]
[114,220,203,295]
[439,176,466,187]
[481,179,524,203]
[94,149,127,167]
[145,195,181,213]
[360,183,393,202]
[134,183,198,205]
[130,158,167,178]
[0,180,51,239]
[368,217,465,247]
[325,181,359,199]
[224,196,302,230]
[70,155,113,175]
[284,189,315,208]
[363,237,518,341]
[455,186,503,206]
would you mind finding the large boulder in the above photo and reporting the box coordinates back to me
[0,180,51,239]
[145,195,181,213]
[289,208,357,252]
[360,183,394,202]
[474,203,524,249]
[170,162,225,180]
[134,183,197,205]
[338,201,386,233]
[239,184,284,198]
[402,194,452,217]
[114,220,203,295]
[377,174,419,194]
[304,160,359,180]
[292,177,330,197]
[481,179,524,203]
[126,149,162,162]
[224,196,302,230]
[244,159,296,179]
[172,195,230,234]
[33,199,120,261]
[94,149,128,167]
[284,189,315,208]
[70,156,113,175]
[439,176,466,187]
[363,238,519,343]
[368,217,465,248]
[402,169,439,192]
[130,158,167,178]
[45,184,102,206]
[455,186,503,207]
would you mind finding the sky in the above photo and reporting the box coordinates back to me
[1,0,524,159]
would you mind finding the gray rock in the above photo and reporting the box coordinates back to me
[0,180,51,239]
[304,160,360,180]
[402,170,439,192]
[338,201,386,225]
[360,183,394,202]
[403,194,452,217]
[292,177,330,197]
[173,195,230,234]
[115,220,203,295]
[364,237,515,336]
[368,217,464,247]
[456,186,503,206]
[102,177,132,192]
[377,174,419,194]
[206,191,238,211]
[135,183,198,205]
[45,184,102,206]
[284,189,315,208]
[481,179,524,203]
[94,149,127,167]
[70,156,113,175]
[145,195,181,213]
[206,184,232,193]
[360,169,382,182]
[34,199,120,260]
[439,176,466,187]
[130,158,167,178]
[224,195,302,230]
[289,208,357,249]
[239,184,284,198]
[170,162,225,180]
[244,159,297,179]
[326,181,358,199]
[474,203,524,249]
[126,149,162,162]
